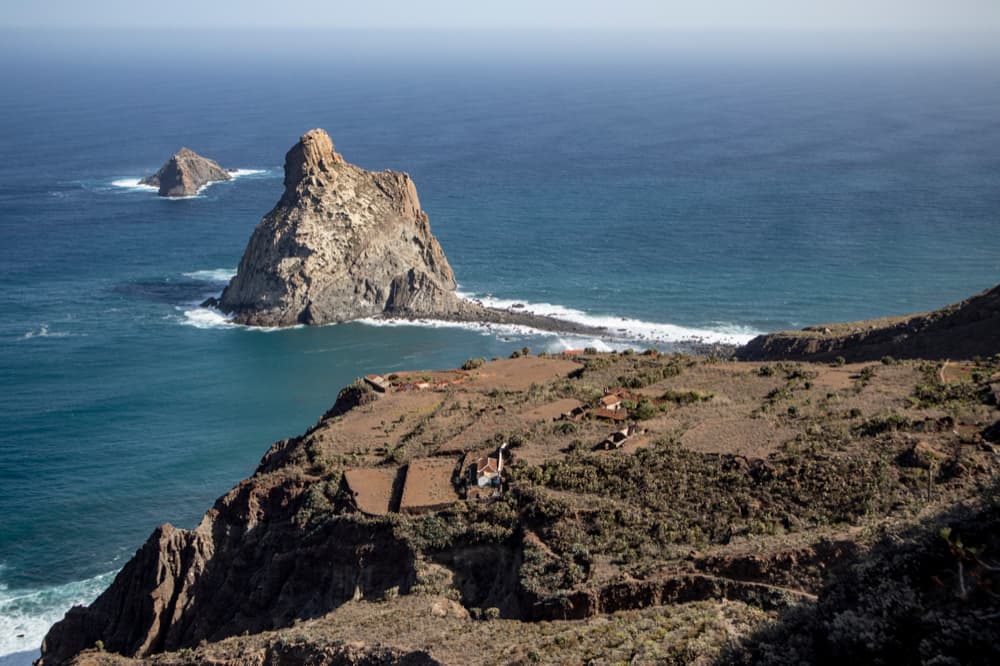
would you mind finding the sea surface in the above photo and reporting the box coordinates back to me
[1,32,999,662]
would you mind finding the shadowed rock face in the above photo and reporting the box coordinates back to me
[214,129,465,327]
[140,148,231,197]
[39,474,417,664]
[738,283,1000,362]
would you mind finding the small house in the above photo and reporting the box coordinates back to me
[364,374,390,392]
[469,442,507,490]
[600,394,623,411]
[600,423,639,450]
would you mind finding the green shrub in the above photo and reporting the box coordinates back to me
[632,399,658,420]
[461,357,486,371]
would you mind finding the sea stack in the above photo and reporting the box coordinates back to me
[213,129,466,326]
[140,147,231,197]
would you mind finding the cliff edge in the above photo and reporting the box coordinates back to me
[139,148,231,197]
[738,282,1000,362]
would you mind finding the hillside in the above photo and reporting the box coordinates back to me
[739,283,1000,363]
[41,352,1000,665]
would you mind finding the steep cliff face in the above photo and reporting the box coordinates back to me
[139,148,231,197]
[40,471,416,664]
[214,129,466,327]
[738,282,1000,362]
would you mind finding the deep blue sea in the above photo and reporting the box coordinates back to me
[1,32,999,662]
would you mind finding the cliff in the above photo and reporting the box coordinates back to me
[139,148,231,197]
[738,282,1000,362]
[39,352,1000,664]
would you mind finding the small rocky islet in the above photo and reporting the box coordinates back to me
[139,147,231,197]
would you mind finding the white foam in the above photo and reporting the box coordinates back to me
[110,168,275,196]
[20,324,72,340]
[176,284,758,346]
[544,337,619,354]
[0,571,116,659]
[357,316,548,339]
[455,290,760,346]
[110,178,157,192]
[183,268,237,283]
[177,306,305,332]
[179,306,240,330]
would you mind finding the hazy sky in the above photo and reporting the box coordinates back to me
[3,0,999,32]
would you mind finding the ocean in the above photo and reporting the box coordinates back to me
[1,31,999,662]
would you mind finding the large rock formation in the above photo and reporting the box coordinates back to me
[140,148,231,197]
[738,282,1000,362]
[213,129,469,327]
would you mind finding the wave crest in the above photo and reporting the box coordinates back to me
[456,291,760,345]
[183,268,237,283]
[0,570,116,659]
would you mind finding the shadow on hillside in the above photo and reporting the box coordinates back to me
[718,479,1000,665]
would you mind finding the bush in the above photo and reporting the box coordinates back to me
[461,357,486,371]
[632,399,658,420]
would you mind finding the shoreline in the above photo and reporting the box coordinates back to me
[203,294,743,353]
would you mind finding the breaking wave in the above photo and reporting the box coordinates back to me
[109,167,277,195]
[176,277,758,347]
[182,268,237,283]
[455,291,760,346]
[0,569,116,661]
[109,178,157,191]
[20,324,75,340]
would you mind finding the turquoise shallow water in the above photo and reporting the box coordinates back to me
[1,35,999,659]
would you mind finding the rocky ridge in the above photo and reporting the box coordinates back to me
[140,148,231,197]
[738,282,1000,362]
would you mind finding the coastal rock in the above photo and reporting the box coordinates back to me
[213,129,466,327]
[738,283,1000,362]
[210,129,608,338]
[139,147,231,197]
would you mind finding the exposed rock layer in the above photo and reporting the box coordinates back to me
[738,283,1000,362]
[40,473,416,664]
[140,148,231,197]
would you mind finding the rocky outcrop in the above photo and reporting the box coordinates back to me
[40,473,416,664]
[212,129,465,327]
[209,129,607,337]
[738,282,1000,362]
[140,148,231,197]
